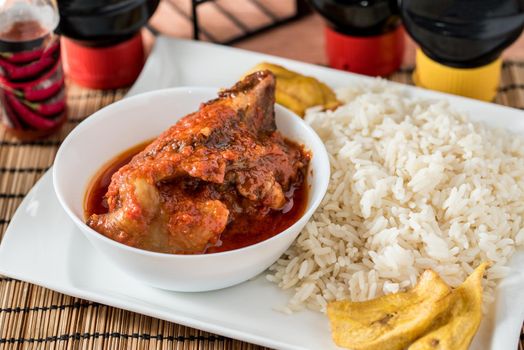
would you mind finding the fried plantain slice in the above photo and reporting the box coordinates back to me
[244,62,340,117]
[327,270,452,350]
[408,262,489,350]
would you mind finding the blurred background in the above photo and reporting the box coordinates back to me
[144,0,524,66]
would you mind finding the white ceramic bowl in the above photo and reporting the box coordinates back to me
[53,87,330,292]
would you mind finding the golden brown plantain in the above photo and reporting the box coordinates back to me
[244,62,340,117]
[327,270,452,350]
[408,262,489,350]
[327,263,489,350]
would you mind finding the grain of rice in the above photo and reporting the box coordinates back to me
[268,81,524,312]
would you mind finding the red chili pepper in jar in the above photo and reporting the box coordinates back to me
[0,40,59,64]
[22,98,65,116]
[5,92,60,130]
[0,76,64,101]
[0,93,22,129]
[0,59,60,89]
[0,55,56,81]
[14,77,64,101]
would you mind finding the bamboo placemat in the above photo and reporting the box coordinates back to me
[0,64,523,350]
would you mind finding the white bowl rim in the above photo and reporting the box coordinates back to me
[53,86,330,259]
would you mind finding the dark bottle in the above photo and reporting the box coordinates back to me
[309,0,405,76]
[401,0,524,101]
[57,0,159,89]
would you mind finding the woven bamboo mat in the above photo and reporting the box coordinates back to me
[0,64,523,350]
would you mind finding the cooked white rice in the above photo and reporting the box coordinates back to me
[267,80,524,313]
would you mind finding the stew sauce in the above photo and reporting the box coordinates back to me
[85,141,308,254]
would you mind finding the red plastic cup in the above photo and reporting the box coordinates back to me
[325,25,405,76]
[61,33,145,89]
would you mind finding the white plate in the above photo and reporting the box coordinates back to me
[1,36,523,350]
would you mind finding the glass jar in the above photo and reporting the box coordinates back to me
[0,0,66,140]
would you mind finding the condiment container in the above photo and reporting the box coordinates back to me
[401,0,524,101]
[309,0,405,76]
[0,0,67,140]
[57,0,159,89]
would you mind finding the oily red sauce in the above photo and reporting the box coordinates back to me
[85,141,308,254]
[84,141,150,217]
[0,20,49,42]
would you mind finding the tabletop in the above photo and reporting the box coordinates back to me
[1,1,524,349]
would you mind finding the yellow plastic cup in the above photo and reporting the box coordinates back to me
[413,49,501,101]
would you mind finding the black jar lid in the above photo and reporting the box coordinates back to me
[57,0,159,46]
[401,0,524,67]
[59,0,148,14]
[308,0,401,36]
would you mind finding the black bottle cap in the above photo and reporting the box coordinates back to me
[308,0,401,36]
[57,0,159,46]
[401,0,524,68]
